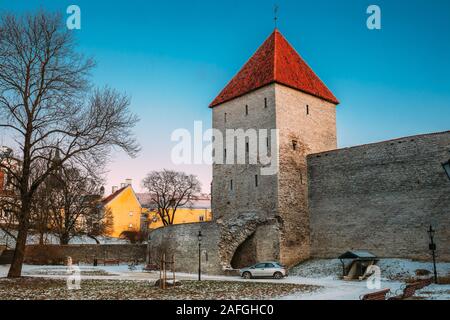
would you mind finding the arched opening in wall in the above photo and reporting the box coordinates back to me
[230,232,257,269]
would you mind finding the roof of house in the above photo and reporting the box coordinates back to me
[209,29,339,107]
[135,193,211,210]
[101,186,127,205]
[338,250,378,260]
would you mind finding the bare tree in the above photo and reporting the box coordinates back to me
[142,170,201,226]
[82,205,114,244]
[0,12,139,277]
[43,164,105,245]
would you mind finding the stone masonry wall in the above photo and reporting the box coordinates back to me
[275,84,337,266]
[24,244,147,265]
[212,84,278,223]
[212,85,281,267]
[147,222,222,274]
[308,131,450,261]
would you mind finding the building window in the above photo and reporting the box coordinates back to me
[255,175,258,187]
[129,212,133,216]
[266,137,269,148]
[199,215,204,222]
[246,142,249,153]
[292,140,298,150]
[129,223,133,229]
[264,98,268,108]
[224,148,227,162]
[224,112,227,123]
[245,105,248,115]
[230,179,233,191]
[306,105,309,115]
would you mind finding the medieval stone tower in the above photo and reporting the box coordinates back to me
[210,29,339,268]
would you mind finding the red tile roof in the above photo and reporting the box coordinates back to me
[209,29,339,107]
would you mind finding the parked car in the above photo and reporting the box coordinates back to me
[239,262,287,279]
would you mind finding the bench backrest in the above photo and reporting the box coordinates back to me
[361,288,390,300]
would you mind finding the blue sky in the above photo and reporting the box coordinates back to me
[2,0,450,192]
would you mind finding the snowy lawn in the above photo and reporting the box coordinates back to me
[1,259,449,300]
[0,277,319,300]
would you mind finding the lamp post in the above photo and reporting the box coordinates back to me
[427,225,438,284]
[198,230,202,281]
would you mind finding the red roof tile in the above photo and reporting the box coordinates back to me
[209,29,339,107]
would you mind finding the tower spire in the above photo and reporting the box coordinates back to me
[274,4,278,29]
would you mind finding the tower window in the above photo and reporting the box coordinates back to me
[224,148,227,162]
[264,98,268,108]
[292,140,298,150]
[230,179,233,191]
[246,142,249,153]
[224,112,227,123]
[255,175,258,187]
[245,105,248,115]
[266,137,269,147]
[306,105,310,115]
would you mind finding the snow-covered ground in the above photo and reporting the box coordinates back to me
[1,259,449,300]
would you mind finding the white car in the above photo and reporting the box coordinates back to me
[239,262,287,279]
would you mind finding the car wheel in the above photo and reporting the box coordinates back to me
[242,271,252,279]
[273,272,283,279]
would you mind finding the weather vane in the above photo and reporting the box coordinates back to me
[274,4,279,28]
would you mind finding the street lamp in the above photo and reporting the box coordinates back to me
[442,159,450,181]
[427,225,438,284]
[198,230,202,281]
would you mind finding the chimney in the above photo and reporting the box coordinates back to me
[125,179,132,186]
[112,186,118,194]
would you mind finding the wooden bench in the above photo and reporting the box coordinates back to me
[360,288,391,300]
[97,258,120,266]
[414,277,433,290]
[388,278,433,300]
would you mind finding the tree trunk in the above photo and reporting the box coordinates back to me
[7,206,30,278]
[60,233,70,245]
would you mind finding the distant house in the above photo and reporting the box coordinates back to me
[136,193,212,229]
[101,180,144,238]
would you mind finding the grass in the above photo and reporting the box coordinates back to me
[0,277,320,300]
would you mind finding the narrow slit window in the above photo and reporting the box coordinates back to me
[264,98,268,108]
[230,179,233,191]
[224,112,227,123]
[246,142,249,153]
[255,175,258,187]
[306,105,310,115]
[224,148,227,162]
[245,105,248,115]
[266,137,269,148]
[292,140,298,151]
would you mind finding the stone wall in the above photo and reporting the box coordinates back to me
[24,244,147,265]
[275,84,337,266]
[147,222,222,274]
[308,131,450,261]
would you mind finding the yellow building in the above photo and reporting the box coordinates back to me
[136,193,212,230]
[102,183,143,238]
